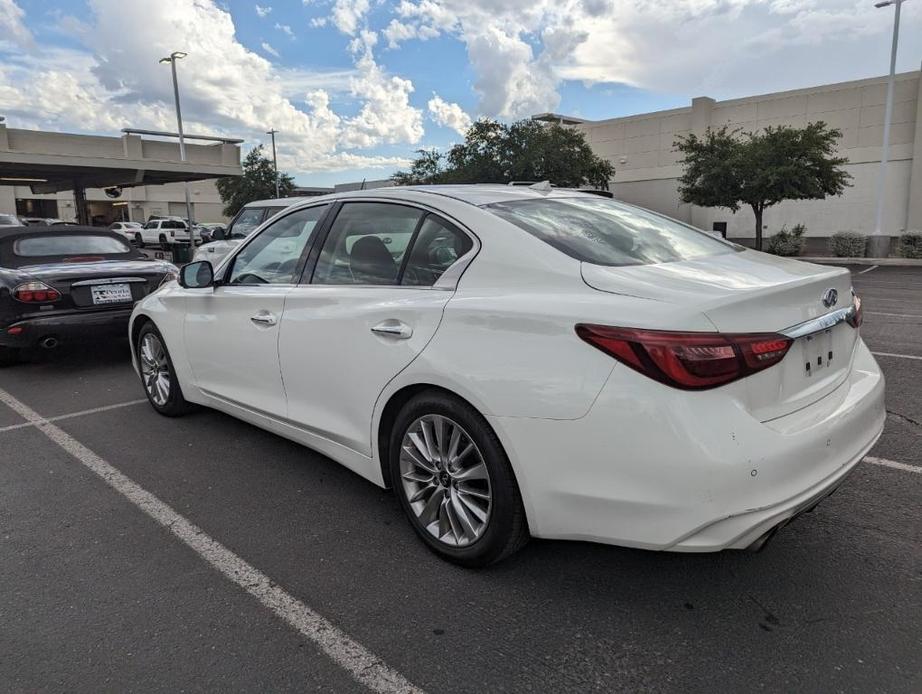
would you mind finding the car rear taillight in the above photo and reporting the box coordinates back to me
[576,324,793,390]
[13,281,62,303]
[847,290,862,328]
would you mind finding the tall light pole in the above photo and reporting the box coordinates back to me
[869,0,909,258]
[159,51,195,243]
[266,129,280,198]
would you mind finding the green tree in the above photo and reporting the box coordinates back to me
[216,145,295,217]
[674,122,850,251]
[393,118,614,189]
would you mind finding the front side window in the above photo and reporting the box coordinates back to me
[312,203,423,285]
[144,221,159,229]
[14,235,132,256]
[401,216,473,287]
[228,205,329,285]
[229,207,266,239]
[486,197,735,267]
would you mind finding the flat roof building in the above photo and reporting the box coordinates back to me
[543,70,922,250]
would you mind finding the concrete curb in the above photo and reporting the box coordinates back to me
[799,257,922,266]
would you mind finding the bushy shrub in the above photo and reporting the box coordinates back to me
[765,223,807,256]
[828,231,867,258]
[898,230,922,259]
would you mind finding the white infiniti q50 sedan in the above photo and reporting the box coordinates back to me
[129,185,885,566]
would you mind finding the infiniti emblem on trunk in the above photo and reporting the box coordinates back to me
[822,288,838,308]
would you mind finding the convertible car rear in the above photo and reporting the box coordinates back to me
[0,226,177,365]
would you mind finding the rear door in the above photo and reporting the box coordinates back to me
[183,204,329,417]
[278,201,475,456]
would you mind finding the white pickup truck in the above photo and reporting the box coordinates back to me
[136,218,196,248]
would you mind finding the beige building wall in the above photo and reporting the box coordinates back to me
[577,71,922,240]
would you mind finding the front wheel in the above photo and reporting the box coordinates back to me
[158,233,169,250]
[135,233,144,248]
[136,323,194,417]
[389,391,529,567]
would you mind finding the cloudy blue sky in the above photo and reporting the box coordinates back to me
[1,0,920,186]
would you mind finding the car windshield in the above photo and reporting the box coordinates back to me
[486,196,735,267]
[14,235,132,257]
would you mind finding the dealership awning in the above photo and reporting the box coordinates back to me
[0,125,242,223]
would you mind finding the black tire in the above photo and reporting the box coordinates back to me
[158,233,169,250]
[135,233,144,248]
[389,390,529,567]
[136,322,195,417]
[0,346,20,367]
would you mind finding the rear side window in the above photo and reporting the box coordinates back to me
[14,235,132,256]
[402,216,473,287]
[487,197,734,267]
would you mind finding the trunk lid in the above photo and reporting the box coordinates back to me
[14,259,173,312]
[581,250,858,420]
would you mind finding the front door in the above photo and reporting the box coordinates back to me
[183,204,330,417]
[278,202,474,456]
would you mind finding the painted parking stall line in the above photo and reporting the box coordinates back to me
[872,351,922,361]
[0,399,148,434]
[0,386,423,694]
[864,456,922,475]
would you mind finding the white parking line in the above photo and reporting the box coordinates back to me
[872,351,922,361]
[0,398,148,434]
[866,312,922,319]
[0,386,422,694]
[856,265,879,275]
[865,456,922,474]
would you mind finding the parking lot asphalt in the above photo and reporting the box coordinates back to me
[2,265,920,693]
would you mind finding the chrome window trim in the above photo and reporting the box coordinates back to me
[781,305,856,339]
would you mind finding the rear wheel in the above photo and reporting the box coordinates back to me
[0,346,20,367]
[389,391,529,567]
[137,323,194,417]
[135,232,144,247]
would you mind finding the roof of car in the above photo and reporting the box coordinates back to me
[243,196,314,208]
[313,184,599,208]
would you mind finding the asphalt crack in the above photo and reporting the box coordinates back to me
[887,409,922,432]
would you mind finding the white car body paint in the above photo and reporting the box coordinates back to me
[131,186,886,552]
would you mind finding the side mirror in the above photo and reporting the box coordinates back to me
[179,261,215,289]
[213,227,226,241]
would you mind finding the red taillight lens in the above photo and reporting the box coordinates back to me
[13,281,61,303]
[847,291,862,328]
[576,324,793,390]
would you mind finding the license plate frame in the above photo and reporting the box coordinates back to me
[799,328,835,378]
[90,283,133,305]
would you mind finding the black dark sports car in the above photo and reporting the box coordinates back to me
[0,226,178,365]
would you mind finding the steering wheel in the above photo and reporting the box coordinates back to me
[233,272,269,284]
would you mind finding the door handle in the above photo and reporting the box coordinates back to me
[371,321,413,339]
[250,312,278,327]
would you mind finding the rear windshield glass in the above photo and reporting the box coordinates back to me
[14,235,132,257]
[0,215,19,225]
[486,197,735,266]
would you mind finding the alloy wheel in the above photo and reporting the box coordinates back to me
[139,333,171,406]
[399,414,492,547]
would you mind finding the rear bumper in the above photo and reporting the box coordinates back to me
[0,309,132,348]
[488,338,886,551]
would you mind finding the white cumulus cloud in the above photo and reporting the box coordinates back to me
[331,0,370,35]
[254,4,271,18]
[261,41,279,57]
[427,95,471,136]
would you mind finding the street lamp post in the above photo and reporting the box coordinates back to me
[158,51,195,245]
[869,0,909,258]
[266,129,280,198]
